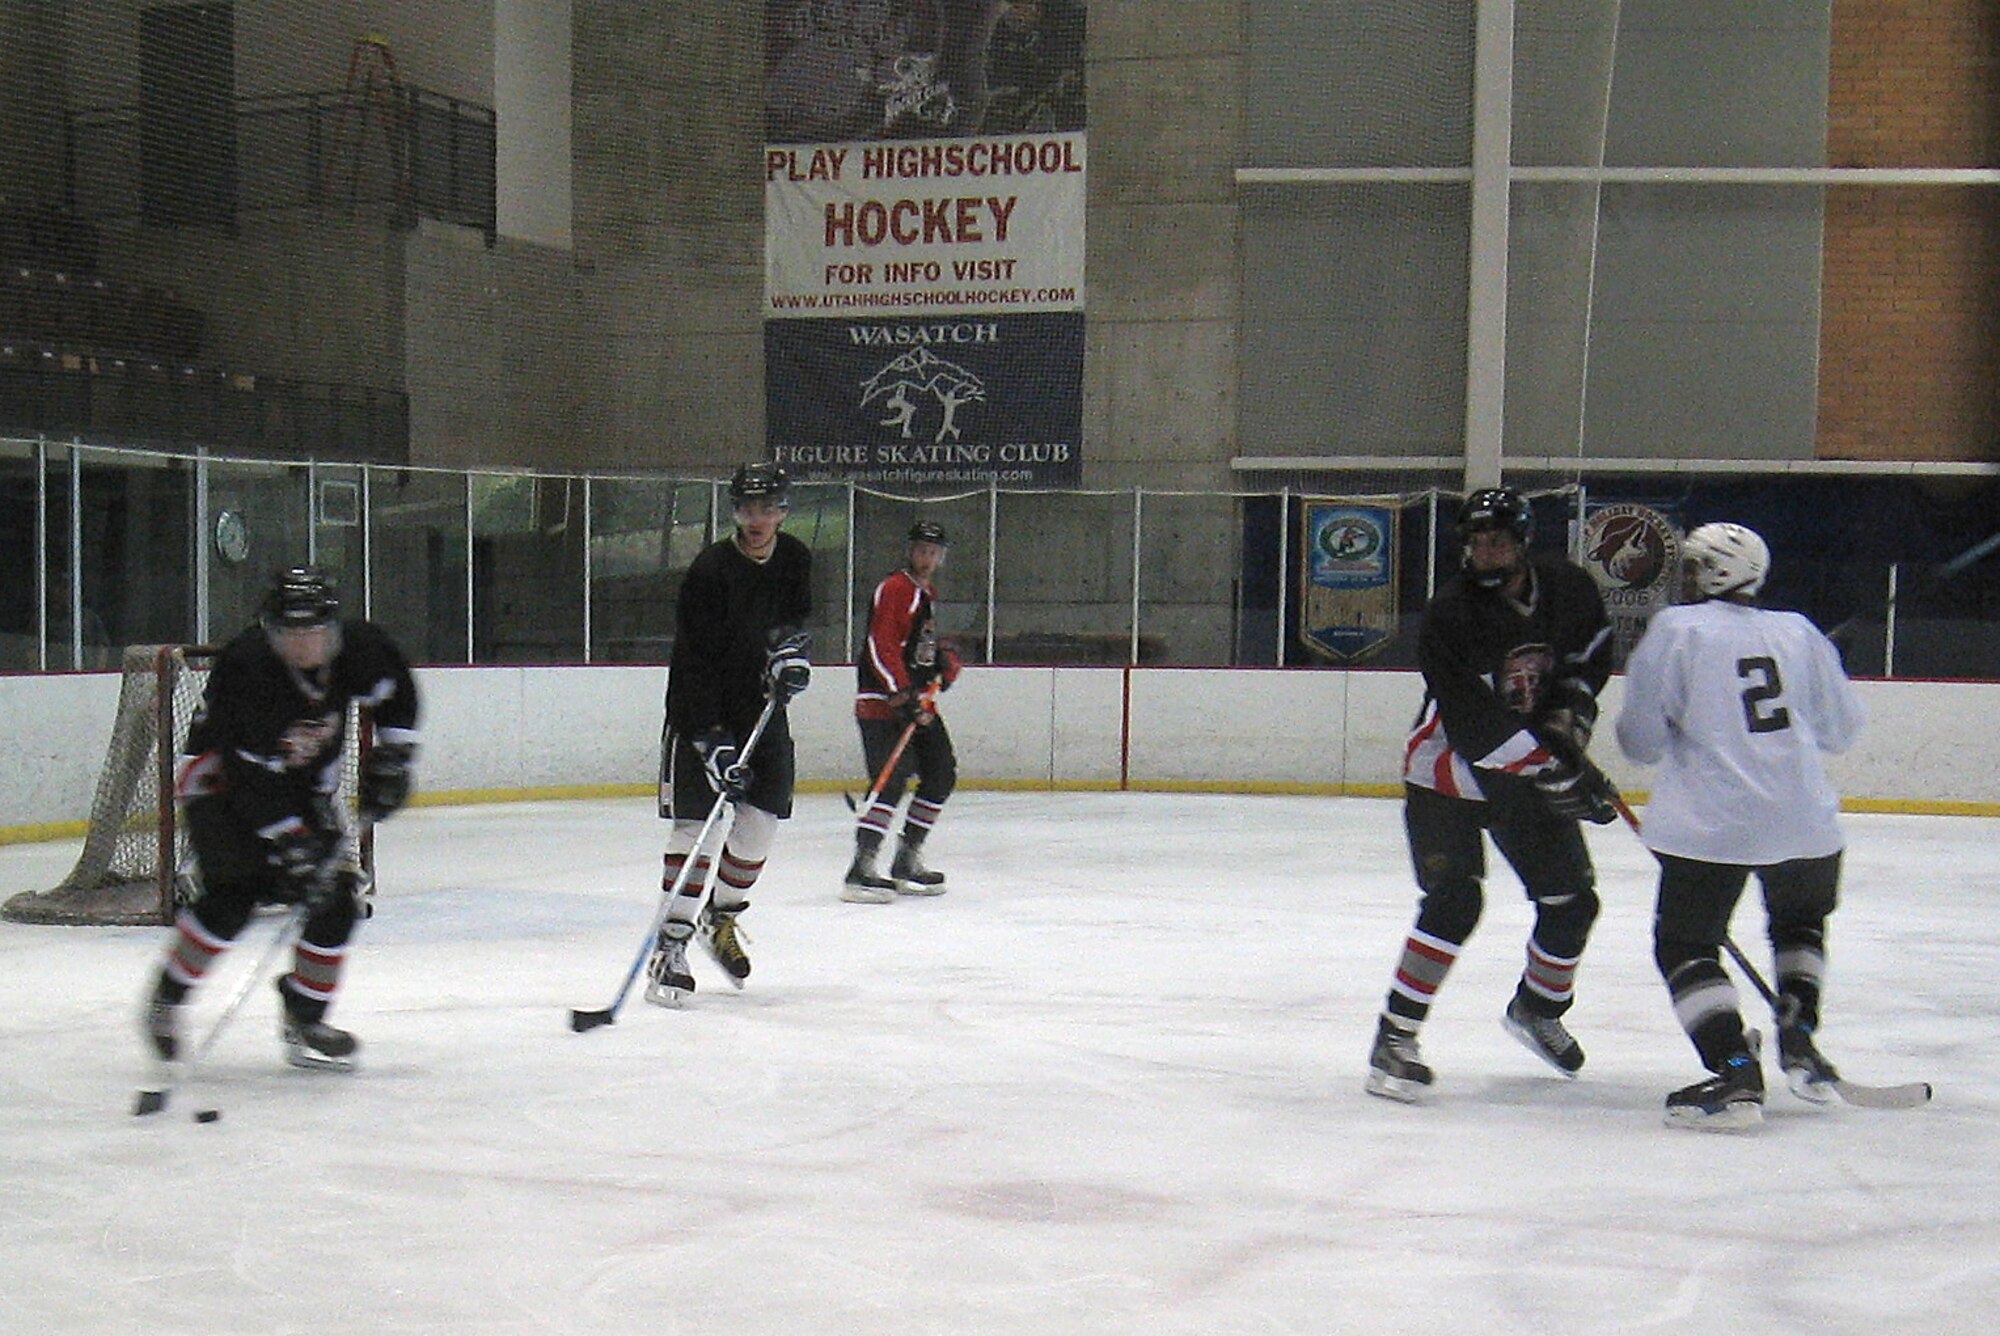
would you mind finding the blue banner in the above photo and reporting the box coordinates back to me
[1300,501,1399,662]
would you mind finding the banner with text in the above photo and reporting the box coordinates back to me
[763,1,1087,485]
[765,136,1086,317]
[1299,500,1401,663]
[767,313,1082,486]
[1577,502,1684,663]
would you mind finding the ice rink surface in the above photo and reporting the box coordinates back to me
[2,791,1995,1335]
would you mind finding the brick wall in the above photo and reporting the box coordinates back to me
[1819,1,2000,461]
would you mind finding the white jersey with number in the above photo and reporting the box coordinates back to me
[1615,599,1865,865]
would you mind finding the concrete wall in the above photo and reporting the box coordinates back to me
[0,1,67,207]
[565,3,1245,484]
[61,0,494,107]
[1084,2,1241,490]
[404,227,581,469]
[6,664,1998,840]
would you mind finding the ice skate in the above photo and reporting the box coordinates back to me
[841,851,896,904]
[890,843,947,896]
[645,926,696,1007]
[700,905,751,987]
[1778,1023,1841,1104]
[282,1016,359,1072]
[1665,1051,1765,1130]
[1503,995,1584,1076]
[1364,1014,1434,1103]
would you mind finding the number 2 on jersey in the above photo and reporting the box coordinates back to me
[1736,655,1791,734]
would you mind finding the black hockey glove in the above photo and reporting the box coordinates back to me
[1532,756,1619,825]
[267,829,340,907]
[694,726,751,799]
[359,741,416,823]
[764,628,812,704]
[892,688,936,727]
[1540,679,1599,755]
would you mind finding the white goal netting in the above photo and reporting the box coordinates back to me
[3,644,365,927]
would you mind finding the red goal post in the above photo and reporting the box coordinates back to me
[2,644,371,927]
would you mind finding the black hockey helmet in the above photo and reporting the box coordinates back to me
[728,461,790,507]
[1456,487,1532,544]
[908,520,949,546]
[260,564,339,630]
[1457,488,1530,590]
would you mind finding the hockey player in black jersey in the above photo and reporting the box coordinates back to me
[141,565,421,1073]
[1367,488,1619,1102]
[646,462,814,1005]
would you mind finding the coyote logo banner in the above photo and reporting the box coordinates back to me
[1579,502,1682,662]
[1300,500,1399,663]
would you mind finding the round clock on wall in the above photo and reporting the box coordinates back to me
[213,509,250,564]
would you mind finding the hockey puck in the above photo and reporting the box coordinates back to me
[193,1109,221,1124]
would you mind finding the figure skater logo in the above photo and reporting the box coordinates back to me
[861,347,987,444]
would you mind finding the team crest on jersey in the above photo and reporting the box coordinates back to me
[1498,643,1556,716]
[910,615,938,672]
[278,713,339,768]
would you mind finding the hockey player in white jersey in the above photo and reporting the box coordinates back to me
[1615,522,1866,1129]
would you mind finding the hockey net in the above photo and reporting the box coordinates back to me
[2,644,368,927]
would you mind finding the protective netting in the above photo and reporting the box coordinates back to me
[3,5,1996,687]
[0,4,1088,482]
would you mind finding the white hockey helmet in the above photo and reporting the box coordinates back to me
[1683,522,1770,598]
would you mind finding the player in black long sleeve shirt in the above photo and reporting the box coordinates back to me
[142,566,420,1073]
[647,462,814,1006]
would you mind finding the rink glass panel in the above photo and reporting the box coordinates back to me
[2,440,1996,679]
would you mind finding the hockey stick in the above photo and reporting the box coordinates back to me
[134,902,307,1119]
[568,696,780,1032]
[1612,797,1932,1109]
[841,683,939,814]
[134,819,370,1119]
[1718,937,1933,1109]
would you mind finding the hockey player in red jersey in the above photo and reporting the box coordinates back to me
[141,565,420,1073]
[1367,488,1619,1102]
[1616,522,1866,1129]
[646,462,814,1004]
[843,520,962,902]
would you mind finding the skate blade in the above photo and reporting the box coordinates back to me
[1364,1069,1428,1104]
[643,979,693,1009]
[1502,1017,1582,1078]
[894,880,948,897]
[285,1049,357,1073]
[1785,1067,1839,1105]
[841,884,896,904]
[1665,1100,1764,1132]
[696,942,750,988]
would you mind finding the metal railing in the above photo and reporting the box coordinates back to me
[1,436,1995,681]
[65,85,496,243]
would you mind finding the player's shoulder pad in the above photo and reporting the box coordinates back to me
[334,619,414,673]
[218,621,272,666]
